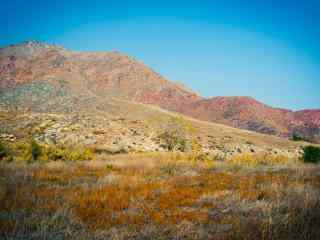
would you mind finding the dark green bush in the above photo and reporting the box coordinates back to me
[30,140,42,161]
[0,142,10,160]
[292,133,306,142]
[302,146,320,163]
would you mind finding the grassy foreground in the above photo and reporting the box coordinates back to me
[0,152,320,240]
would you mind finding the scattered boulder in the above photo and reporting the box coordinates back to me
[0,133,16,142]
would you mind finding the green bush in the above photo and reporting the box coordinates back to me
[292,133,304,141]
[30,140,42,161]
[0,142,11,161]
[292,133,308,142]
[302,146,320,163]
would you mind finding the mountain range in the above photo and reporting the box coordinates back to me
[0,40,319,143]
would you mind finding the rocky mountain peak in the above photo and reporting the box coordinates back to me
[0,40,66,59]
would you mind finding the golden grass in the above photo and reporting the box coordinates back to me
[228,153,295,167]
[0,153,320,239]
[71,174,211,229]
[69,168,311,230]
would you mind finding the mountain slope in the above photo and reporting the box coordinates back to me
[179,97,320,143]
[0,41,201,112]
[179,96,292,135]
[0,41,319,143]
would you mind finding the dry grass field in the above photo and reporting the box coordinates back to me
[1,152,320,240]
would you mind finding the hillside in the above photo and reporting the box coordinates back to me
[180,97,320,143]
[0,41,201,112]
[0,40,319,144]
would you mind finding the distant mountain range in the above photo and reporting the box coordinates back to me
[1,40,319,143]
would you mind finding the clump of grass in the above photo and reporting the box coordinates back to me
[302,146,320,163]
[229,154,263,167]
[160,162,178,176]
[31,168,73,184]
[186,139,205,162]
[229,153,291,167]
[106,164,115,171]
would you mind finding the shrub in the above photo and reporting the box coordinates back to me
[45,146,68,161]
[158,131,187,152]
[12,139,43,162]
[292,133,306,142]
[10,142,94,162]
[0,142,8,159]
[160,163,178,176]
[45,145,94,161]
[229,153,259,167]
[0,142,12,161]
[68,148,93,161]
[302,146,320,163]
[30,140,42,161]
[185,139,209,163]
[158,116,197,152]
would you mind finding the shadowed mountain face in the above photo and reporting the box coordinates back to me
[0,41,319,142]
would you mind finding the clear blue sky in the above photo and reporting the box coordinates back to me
[1,0,320,110]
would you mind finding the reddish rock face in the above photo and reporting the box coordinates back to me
[0,41,319,142]
[178,96,320,142]
[294,110,320,126]
[136,87,202,112]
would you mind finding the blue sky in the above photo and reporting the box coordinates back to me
[1,0,320,110]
